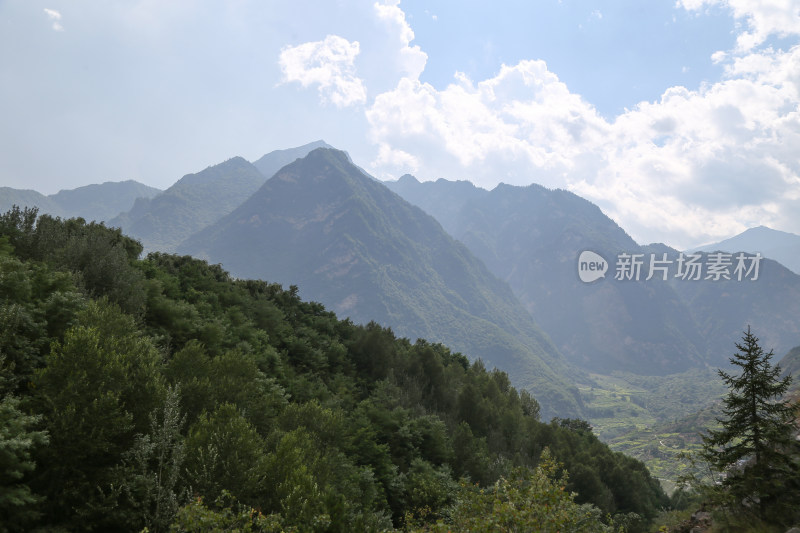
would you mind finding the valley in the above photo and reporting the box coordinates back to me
[577,370,727,494]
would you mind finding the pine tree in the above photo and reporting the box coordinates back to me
[701,327,800,524]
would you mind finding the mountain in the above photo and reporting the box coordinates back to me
[110,142,330,253]
[693,225,800,275]
[1,181,161,223]
[669,255,800,367]
[385,174,487,236]
[388,177,800,375]
[387,177,707,375]
[179,148,582,418]
[50,180,161,222]
[109,157,266,252]
[0,187,64,217]
[252,140,333,179]
[779,345,800,383]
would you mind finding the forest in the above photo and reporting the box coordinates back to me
[1,206,675,531]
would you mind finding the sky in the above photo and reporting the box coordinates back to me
[1,0,799,249]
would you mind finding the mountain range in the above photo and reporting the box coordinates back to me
[693,225,800,275]
[2,141,798,418]
[177,147,582,418]
[0,180,161,223]
[386,175,800,373]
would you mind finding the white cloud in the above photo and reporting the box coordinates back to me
[354,0,800,248]
[678,0,800,52]
[374,0,427,80]
[366,37,800,248]
[279,34,367,108]
[366,60,608,186]
[43,8,64,31]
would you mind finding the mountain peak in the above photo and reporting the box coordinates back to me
[692,225,800,274]
[179,149,581,418]
[398,174,419,184]
[251,141,335,179]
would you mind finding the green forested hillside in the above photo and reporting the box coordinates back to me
[0,207,668,532]
[110,157,268,252]
[180,148,582,419]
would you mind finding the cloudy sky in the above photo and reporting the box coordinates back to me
[1,0,799,249]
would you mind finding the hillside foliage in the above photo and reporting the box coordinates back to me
[0,207,668,531]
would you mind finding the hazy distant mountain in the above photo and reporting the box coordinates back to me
[110,142,330,252]
[0,187,64,217]
[669,255,800,367]
[1,180,161,222]
[252,140,333,179]
[50,180,161,222]
[109,157,266,252]
[387,178,708,375]
[385,174,486,236]
[693,226,800,275]
[389,177,800,375]
[779,345,800,393]
[180,148,582,418]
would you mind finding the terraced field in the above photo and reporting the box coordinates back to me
[578,370,726,493]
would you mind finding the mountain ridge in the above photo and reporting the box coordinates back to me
[692,225,800,274]
[179,147,583,418]
[0,180,161,223]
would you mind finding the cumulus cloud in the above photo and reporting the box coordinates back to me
[43,8,64,31]
[677,0,800,52]
[373,0,428,80]
[279,34,367,107]
[265,0,798,248]
[366,60,608,187]
[366,39,800,248]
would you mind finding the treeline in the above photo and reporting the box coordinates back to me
[0,207,668,531]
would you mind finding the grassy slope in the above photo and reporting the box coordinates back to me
[579,370,726,494]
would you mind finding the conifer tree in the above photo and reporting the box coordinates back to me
[701,327,800,524]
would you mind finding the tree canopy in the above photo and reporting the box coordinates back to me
[699,327,800,528]
[0,208,668,531]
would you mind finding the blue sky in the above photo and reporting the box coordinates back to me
[1,0,799,249]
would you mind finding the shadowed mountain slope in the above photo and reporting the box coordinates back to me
[180,148,583,418]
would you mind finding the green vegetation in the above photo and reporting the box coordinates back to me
[110,156,268,252]
[692,328,800,529]
[577,371,727,494]
[0,207,668,531]
[179,148,582,419]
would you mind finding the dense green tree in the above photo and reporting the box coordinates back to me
[700,328,800,525]
[0,395,48,532]
[183,403,267,507]
[30,300,165,529]
[414,448,618,533]
[120,385,187,533]
[0,210,670,531]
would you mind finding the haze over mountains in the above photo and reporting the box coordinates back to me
[178,147,581,417]
[693,225,800,275]
[0,180,161,223]
[107,141,332,253]
[386,175,800,372]
[3,141,798,419]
